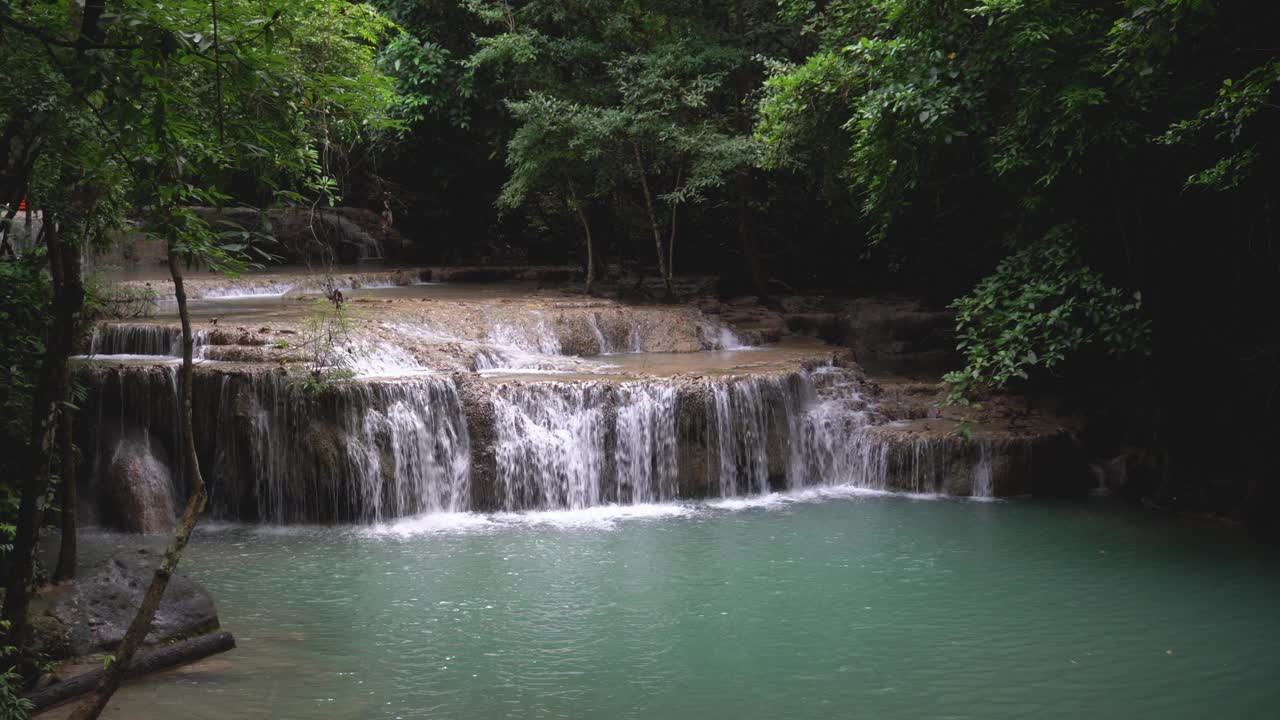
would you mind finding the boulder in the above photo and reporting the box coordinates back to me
[105,434,177,534]
[39,549,220,657]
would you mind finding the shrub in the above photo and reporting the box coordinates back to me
[944,226,1149,402]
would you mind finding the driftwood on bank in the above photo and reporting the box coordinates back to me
[24,630,235,712]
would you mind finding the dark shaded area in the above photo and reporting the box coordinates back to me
[356,0,1279,531]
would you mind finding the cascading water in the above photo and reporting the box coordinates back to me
[472,320,564,371]
[587,313,609,355]
[487,371,884,511]
[972,443,994,498]
[709,377,782,496]
[197,282,295,299]
[490,383,610,510]
[212,374,470,523]
[75,334,1009,528]
[88,323,208,358]
[79,366,470,525]
[614,384,678,503]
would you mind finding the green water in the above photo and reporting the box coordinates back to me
[74,491,1280,719]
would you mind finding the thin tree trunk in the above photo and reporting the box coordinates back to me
[26,632,235,712]
[1,215,84,652]
[0,202,18,258]
[730,0,765,295]
[0,0,99,652]
[69,237,209,720]
[632,141,672,299]
[53,405,77,583]
[668,167,681,286]
[567,182,594,295]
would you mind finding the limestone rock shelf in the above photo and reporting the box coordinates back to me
[75,274,1088,529]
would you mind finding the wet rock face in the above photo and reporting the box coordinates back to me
[42,550,220,657]
[105,434,177,534]
[860,421,1093,497]
[784,298,957,375]
[456,375,500,511]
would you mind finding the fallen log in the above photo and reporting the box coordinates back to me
[25,630,236,712]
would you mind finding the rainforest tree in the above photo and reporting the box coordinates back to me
[756,0,1279,514]
[0,2,395,714]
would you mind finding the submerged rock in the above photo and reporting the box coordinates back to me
[38,550,219,658]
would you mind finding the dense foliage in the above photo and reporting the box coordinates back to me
[1,6,1278,699]
[371,0,1278,518]
[943,227,1149,402]
[0,0,397,704]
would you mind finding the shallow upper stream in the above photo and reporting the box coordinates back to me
[58,492,1280,719]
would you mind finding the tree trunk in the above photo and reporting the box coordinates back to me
[632,141,672,299]
[0,3,104,648]
[53,405,77,583]
[737,176,765,293]
[1,215,85,652]
[69,237,209,720]
[668,167,682,287]
[567,182,594,295]
[27,631,235,712]
[0,202,18,258]
[730,0,766,295]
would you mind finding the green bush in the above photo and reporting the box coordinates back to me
[0,621,32,720]
[944,227,1149,402]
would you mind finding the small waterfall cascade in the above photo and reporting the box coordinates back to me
[488,371,880,511]
[198,281,295,299]
[88,323,208,358]
[473,320,564,371]
[972,443,994,498]
[615,384,678,503]
[79,366,470,524]
[585,311,646,354]
[587,313,609,355]
[75,354,1028,526]
[211,373,471,522]
[696,322,747,350]
[488,321,562,357]
[348,342,427,378]
[708,375,796,496]
[491,383,610,510]
[792,401,889,491]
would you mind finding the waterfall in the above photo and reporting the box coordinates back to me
[198,282,295,299]
[473,321,564,371]
[490,383,609,510]
[88,323,207,358]
[76,357,1014,527]
[793,398,888,491]
[972,443,994,498]
[211,374,470,523]
[615,384,678,503]
[80,366,470,524]
[587,313,609,355]
[487,321,561,356]
[709,377,780,496]
[489,372,865,510]
[697,322,747,350]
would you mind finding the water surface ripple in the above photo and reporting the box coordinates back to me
[71,493,1280,719]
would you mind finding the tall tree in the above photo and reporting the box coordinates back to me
[757,0,1280,518]
[465,0,791,293]
[0,1,397,705]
